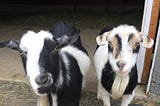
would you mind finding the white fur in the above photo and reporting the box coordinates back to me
[97,83,111,106]
[61,52,71,85]
[20,30,53,52]
[55,68,64,89]
[61,46,90,77]
[61,53,70,71]
[108,50,138,76]
[51,93,58,106]
[111,75,129,99]
[121,91,135,106]
[55,52,72,88]
[93,42,108,81]
[61,46,90,88]
[108,25,139,40]
[20,30,53,95]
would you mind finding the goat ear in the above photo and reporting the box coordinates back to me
[96,31,110,46]
[0,40,20,51]
[140,33,154,48]
[57,34,79,48]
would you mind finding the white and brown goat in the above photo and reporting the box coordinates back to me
[93,25,154,106]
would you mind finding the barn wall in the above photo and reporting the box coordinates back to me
[0,0,144,12]
[149,27,160,101]
[0,0,143,5]
[151,42,160,95]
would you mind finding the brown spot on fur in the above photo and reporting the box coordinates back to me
[99,35,103,42]
[110,35,121,59]
[128,33,141,52]
[128,34,140,45]
[146,36,151,43]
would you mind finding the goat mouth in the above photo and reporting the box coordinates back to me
[115,70,128,76]
[33,80,53,95]
[35,84,52,95]
[38,86,51,94]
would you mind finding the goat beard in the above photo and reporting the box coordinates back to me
[111,74,129,99]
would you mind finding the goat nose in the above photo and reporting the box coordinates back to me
[116,61,126,70]
[36,73,49,85]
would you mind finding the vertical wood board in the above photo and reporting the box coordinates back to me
[141,0,160,84]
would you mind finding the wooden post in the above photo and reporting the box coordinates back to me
[141,0,160,84]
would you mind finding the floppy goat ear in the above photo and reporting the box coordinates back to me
[96,31,110,46]
[0,40,20,51]
[57,33,80,48]
[140,33,154,48]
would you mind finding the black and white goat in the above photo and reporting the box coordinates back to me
[0,22,90,106]
[93,25,154,106]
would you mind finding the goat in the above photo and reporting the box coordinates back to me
[93,25,154,106]
[0,22,90,106]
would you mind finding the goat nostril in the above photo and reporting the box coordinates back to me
[36,73,48,85]
[116,61,126,70]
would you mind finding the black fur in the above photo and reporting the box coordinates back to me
[115,34,122,58]
[101,61,138,95]
[128,33,134,42]
[0,40,20,51]
[20,53,27,74]
[133,44,140,53]
[115,34,122,51]
[98,26,113,35]
[57,53,82,106]
[108,43,113,53]
[124,65,138,94]
[101,62,115,93]
[40,49,82,106]
[49,22,80,38]
[37,22,87,106]
[50,22,88,54]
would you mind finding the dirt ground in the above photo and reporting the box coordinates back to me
[0,80,158,106]
[0,25,159,106]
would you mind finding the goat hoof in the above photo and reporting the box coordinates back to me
[97,95,101,101]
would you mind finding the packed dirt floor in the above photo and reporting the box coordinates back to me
[0,25,159,106]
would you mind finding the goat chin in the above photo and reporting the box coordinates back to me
[111,74,129,99]
[34,90,48,96]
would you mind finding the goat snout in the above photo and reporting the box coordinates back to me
[116,61,126,70]
[36,73,53,85]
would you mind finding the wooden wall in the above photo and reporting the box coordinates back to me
[0,0,143,6]
[149,37,160,100]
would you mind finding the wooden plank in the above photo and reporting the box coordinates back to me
[141,0,160,84]
[137,0,153,83]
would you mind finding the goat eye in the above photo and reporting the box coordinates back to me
[20,51,27,55]
[52,46,59,53]
[108,41,113,46]
[108,41,113,52]
[108,42,114,49]
[136,42,140,45]
[54,46,58,51]
[132,42,140,46]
